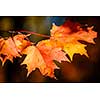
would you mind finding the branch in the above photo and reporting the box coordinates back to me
[17,30,50,38]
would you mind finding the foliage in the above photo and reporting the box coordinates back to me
[0,20,97,79]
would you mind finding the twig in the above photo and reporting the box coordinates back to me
[17,30,50,38]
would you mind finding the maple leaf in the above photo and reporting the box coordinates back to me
[0,37,20,65]
[13,34,32,52]
[20,38,70,78]
[21,46,47,76]
[37,40,70,78]
[50,20,97,61]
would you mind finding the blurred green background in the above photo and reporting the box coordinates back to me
[0,16,66,42]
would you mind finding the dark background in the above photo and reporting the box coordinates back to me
[0,16,100,83]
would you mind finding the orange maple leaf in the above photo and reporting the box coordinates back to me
[50,20,97,61]
[21,46,47,76]
[0,33,32,65]
[13,34,32,52]
[21,40,69,78]
[0,37,20,65]
[36,40,69,78]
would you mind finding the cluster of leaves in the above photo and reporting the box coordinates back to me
[0,20,97,79]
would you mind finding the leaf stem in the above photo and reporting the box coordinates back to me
[17,30,50,38]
